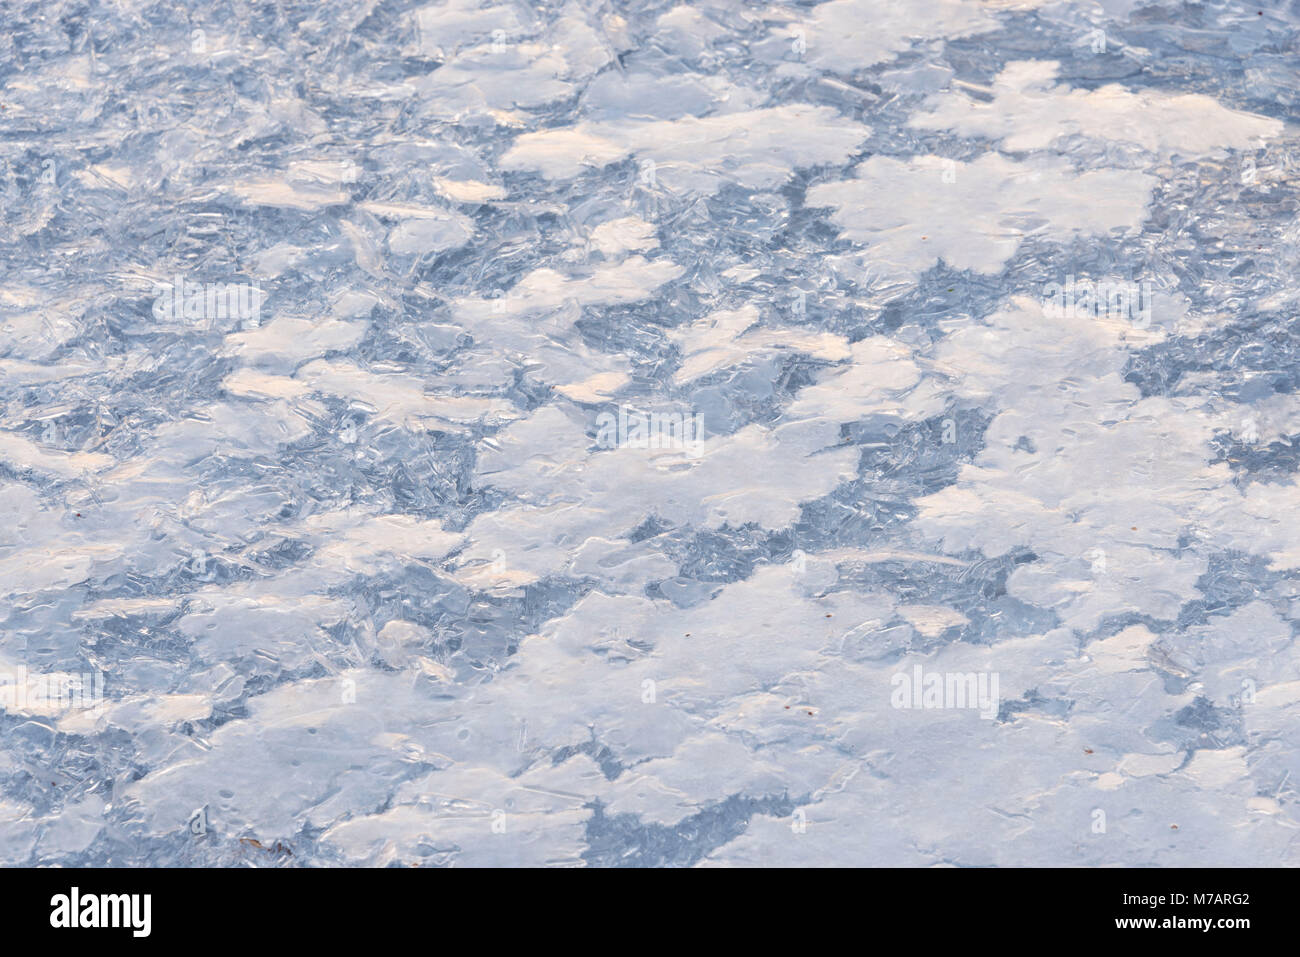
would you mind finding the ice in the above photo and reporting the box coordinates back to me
[2,0,1300,868]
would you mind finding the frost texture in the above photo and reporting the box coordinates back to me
[2,0,1299,867]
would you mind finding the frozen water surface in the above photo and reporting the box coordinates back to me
[2,0,1300,866]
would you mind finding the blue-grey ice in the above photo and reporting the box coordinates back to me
[2,0,1300,867]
